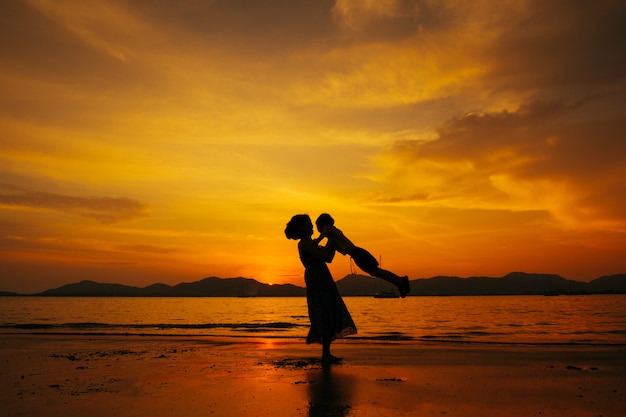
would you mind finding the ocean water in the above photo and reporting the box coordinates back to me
[1,295,625,345]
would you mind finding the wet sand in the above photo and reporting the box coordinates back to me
[2,334,625,416]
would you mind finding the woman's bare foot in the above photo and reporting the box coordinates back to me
[322,354,343,363]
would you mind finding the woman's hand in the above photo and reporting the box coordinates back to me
[302,236,335,263]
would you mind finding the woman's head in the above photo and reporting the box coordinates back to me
[285,214,313,240]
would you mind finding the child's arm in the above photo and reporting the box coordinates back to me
[313,226,329,244]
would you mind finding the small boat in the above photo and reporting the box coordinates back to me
[373,289,400,298]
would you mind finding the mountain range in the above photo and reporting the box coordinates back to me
[2,272,625,297]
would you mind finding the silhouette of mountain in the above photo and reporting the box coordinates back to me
[34,277,306,297]
[409,272,589,296]
[4,272,624,297]
[586,274,626,294]
[38,280,143,297]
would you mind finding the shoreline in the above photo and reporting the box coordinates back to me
[2,331,626,346]
[2,334,625,416]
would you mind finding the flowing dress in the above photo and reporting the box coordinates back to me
[298,239,357,344]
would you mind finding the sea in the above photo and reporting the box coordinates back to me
[1,295,625,345]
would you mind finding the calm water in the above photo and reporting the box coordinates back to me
[1,295,625,345]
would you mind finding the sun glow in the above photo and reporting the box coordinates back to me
[1,1,624,294]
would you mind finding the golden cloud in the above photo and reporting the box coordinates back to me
[0,184,147,224]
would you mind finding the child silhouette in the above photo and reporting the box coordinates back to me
[314,213,410,298]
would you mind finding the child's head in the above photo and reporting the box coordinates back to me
[315,213,334,232]
[285,214,313,240]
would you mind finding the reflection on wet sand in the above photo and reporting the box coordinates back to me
[307,364,356,417]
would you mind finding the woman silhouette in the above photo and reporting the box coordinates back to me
[285,214,357,362]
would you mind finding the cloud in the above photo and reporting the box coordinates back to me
[332,0,422,40]
[24,0,150,62]
[372,98,626,231]
[482,0,626,93]
[0,184,147,224]
[325,0,626,113]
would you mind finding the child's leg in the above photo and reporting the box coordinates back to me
[369,267,401,286]
[369,268,410,297]
[351,247,410,297]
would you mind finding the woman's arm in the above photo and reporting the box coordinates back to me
[318,235,335,263]
[312,227,328,245]
[320,235,336,263]
[301,237,335,263]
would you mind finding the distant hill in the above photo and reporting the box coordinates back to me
[34,277,306,297]
[586,274,626,294]
[4,272,625,297]
[37,280,145,297]
[409,272,590,296]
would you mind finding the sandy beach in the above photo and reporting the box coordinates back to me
[2,334,624,417]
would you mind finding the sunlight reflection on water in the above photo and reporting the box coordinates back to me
[1,295,625,344]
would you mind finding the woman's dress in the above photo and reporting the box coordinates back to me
[298,240,357,344]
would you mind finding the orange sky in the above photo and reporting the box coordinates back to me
[1,0,625,293]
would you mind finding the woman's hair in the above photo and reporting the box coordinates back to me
[315,213,334,228]
[285,214,311,240]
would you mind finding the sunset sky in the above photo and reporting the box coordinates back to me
[1,0,625,293]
